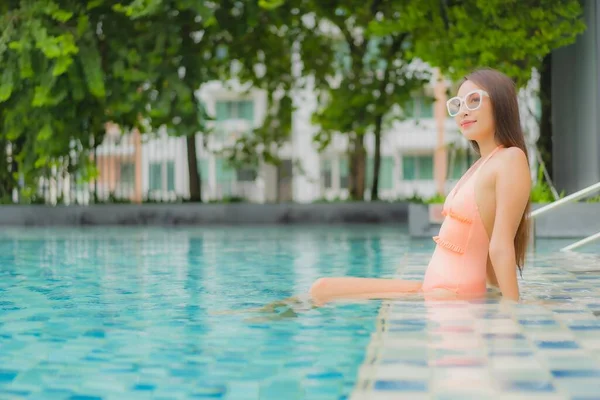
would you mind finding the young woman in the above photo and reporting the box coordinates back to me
[309,68,532,305]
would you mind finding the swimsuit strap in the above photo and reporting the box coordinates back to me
[449,145,504,198]
[476,145,504,172]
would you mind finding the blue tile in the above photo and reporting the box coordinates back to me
[541,296,573,300]
[482,333,525,340]
[0,389,30,397]
[570,325,600,331]
[551,369,600,378]
[519,319,558,326]
[190,393,225,399]
[388,319,426,326]
[499,381,555,392]
[284,360,314,368]
[306,371,344,380]
[389,326,425,332]
[69,396,103,400]
[133,383,156,391]
[537,340,580,349]
[189,384,226,398]
[380,359,428,367]
[0,370,18,383]
[374,380,428,392]
[480,313,511,319]
[83,329,106,338]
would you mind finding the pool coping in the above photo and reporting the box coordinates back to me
[0,202,408,226]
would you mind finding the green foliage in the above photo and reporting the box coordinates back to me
[530,164,564,203]
[584,195,600,203]
[403,193,445,204]
[424,193,446,204]
[398,0,586,86]
[0,1,155,200]
[0,0,587,205]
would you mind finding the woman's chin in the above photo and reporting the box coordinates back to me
[460,129,479,141]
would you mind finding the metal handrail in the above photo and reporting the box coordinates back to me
[561,231,600,252]
[530,181,600,252]
[530,181,600,218]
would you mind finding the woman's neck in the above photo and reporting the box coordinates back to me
[477,137,501,159]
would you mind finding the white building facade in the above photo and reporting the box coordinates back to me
[125,70,541,204]
[79,66,539,205]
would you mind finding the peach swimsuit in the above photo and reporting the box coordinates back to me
[421,145,503,296]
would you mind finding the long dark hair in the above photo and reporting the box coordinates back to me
[464,68,531,275]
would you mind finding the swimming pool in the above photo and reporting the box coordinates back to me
[0,226,599,399]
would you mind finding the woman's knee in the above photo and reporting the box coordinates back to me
[309,277,328,297]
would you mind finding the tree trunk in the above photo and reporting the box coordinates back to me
[349,133,366,200]
[370,114,384,201]
[186,134,202,202]
[538,53,553,179]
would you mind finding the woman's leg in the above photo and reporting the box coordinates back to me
[309,277,423,305]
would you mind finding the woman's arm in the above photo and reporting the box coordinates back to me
[488,147,531,301]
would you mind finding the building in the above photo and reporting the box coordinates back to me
[76,67,540,205]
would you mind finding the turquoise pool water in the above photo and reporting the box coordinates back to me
[1,226,599,400]
[0,226,412,400]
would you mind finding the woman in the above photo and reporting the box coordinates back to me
[309,68,532,305]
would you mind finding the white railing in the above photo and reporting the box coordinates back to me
[530,181,600,252]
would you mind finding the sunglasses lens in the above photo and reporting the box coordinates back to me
[466,92,482,110]
[447,98,461,116]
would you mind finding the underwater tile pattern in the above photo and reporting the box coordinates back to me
[0,226,418,400]
[1,227,600,400]
[350,251,600,400]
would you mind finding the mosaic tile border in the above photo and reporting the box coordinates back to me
[350,253,600,400]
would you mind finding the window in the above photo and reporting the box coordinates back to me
[149,163,162,191]
[448,151,468,180]
[215,100,254,122]
[197,158,210,182]
[119,162,135,186]
[415,96,434,119]
[339,157,349,189]
[402,96,434,120]
[237,167,257,182]
[365,156,394,190]
[321,159,332,189]
[166,161,175,192]
[402,154,434,181]
[215,158,236,183]
[148,161,175,192]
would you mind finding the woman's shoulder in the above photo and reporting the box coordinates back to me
[498,146,528,162]
[494,146,531,185]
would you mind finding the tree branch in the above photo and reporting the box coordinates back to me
[370,0,383,16]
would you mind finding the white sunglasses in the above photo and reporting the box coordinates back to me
[446,89,490,117]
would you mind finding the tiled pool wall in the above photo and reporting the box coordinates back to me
[351,252,600,399]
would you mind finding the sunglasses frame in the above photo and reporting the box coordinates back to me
[446,89,490,117]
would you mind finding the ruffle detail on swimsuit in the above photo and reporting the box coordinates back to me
[442,208,472,224]
[433,235,465,254]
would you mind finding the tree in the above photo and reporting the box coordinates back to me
[112,0,311,201]
[0,1,157,203]
[306,1,430,200]
[402,0,586,86]
[0,0,304,204]
[266,0,585,200]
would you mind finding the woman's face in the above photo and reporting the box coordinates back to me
[450,80,495,141]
